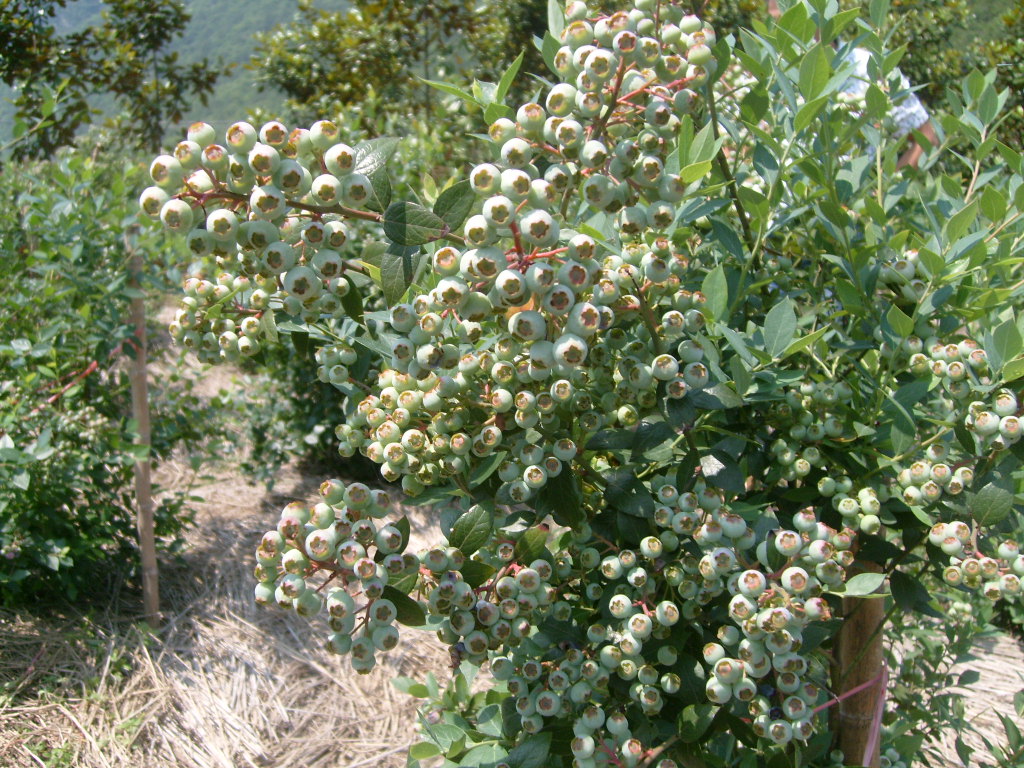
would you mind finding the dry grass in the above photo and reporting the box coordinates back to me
[0,462,449,768]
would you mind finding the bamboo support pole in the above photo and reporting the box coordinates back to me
[835,562,886,768]
[129,251,160,628]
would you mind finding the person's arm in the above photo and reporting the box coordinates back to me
[896,118,939,170]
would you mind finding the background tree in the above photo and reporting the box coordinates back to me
[0,0,221,157]
[250,0,547,128]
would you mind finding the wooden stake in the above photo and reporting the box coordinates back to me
[835,562,885,768]
[129,250,160,627]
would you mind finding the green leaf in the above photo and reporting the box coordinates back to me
[395,516,412,554]
[605,469,654,518]
[353,137,401,177]
[541,31,561,74]
[495,51,525,104]
[990,319,1023,372]
[449,503,493,556]
[419,722,464,754]
[719,324,758,366]
[659,654,698,709]
[460,560,496,589]
[259,308,278,343]
[687,121,717,165]
[339,274,364,323]
[382,586,426,626]
[383,201,449,246]
[944,200,979,244]
[419,78,475,104]
[534,469,584,527]
[364,169,392,214]
[980,185,1007,222]
[969,482,1013,526]
[680,160,713,183]
[763,298,796,359]
[702,265,728,322]
[472,78,500,106]
[432,180,475,232]
[587,429,635,451]
[691,383,744,410]
[380,243,422,306]
[842,572,887,597]
[699,451,746,493]
[886,304,914,338]
[484,102,514,124]
[891,571,941,617]
[470,451,507,488]
[1002,355,1024,383]
[794,95,828,133]
[781,326,828,359]
[514,526,550,564]
[460,743,507,766]
[409,742,440,760]
[505,732,552,768]
[547,0,565,40]
[678,704,716,743]
[632,420,677,464]
[393,677,431,698]
[798,44,830,100]
[869,0,890,27]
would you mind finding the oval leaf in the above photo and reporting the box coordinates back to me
[969,482,1013,526]
[763,297,797,359]
[448,503,493,556]
[381,586,426,626]
[842,572,887,597]
[353,137,400,177]
[432,180,475,231]
[383,201,449,246]
[380,243,422,306]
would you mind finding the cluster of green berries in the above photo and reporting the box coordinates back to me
[934,522,1024,600]
[478,475,852,751]
[252,479,418,673]
[826,747,907,768]
[141,118,366,365]
[877,249,935,304]
[332,0,731,496]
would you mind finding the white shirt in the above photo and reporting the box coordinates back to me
[840,47,930,138]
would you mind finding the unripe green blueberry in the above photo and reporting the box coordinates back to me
[308,120,339,151]
[324,142,356,176]
[312,173,342,204]
[150,154,184,189]
[250,184,286,219]
[186,121,216,148]
[139,186,170,218]
[160,198,194,232]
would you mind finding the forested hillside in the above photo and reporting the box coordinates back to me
[0,0,1016,143]
[0,0,347,139]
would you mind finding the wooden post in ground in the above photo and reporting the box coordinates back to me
[129,250,160,627]
[835,562,886,768]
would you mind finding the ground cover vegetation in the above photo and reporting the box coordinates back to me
[140,1,1024,767]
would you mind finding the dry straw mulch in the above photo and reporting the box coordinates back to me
[0,464,449,768]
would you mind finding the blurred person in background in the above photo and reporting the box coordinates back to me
[766,0,940,168]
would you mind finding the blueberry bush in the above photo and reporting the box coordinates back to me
[0,147,232,601]
[142,0,1024,765]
